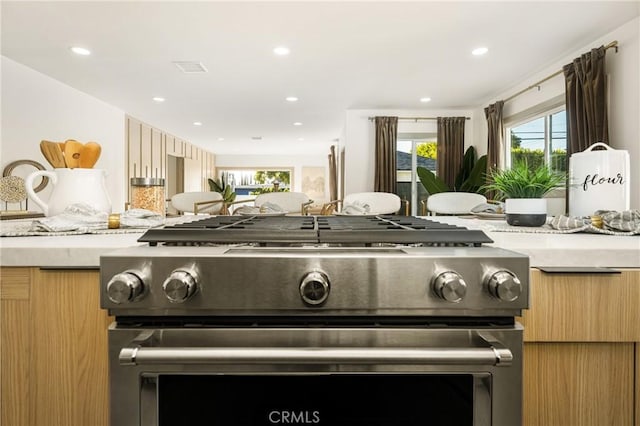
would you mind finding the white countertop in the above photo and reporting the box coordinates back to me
[1,216,638,268]
[434,216,639,269]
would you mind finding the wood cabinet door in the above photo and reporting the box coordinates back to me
[151,127,164,179]
[1,267,32,426]
[637,344,640,426]
[524,342,634,426]
[1,267,112,426]
[127,117,141,179]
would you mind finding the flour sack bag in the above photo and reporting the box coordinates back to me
[569,142,630,217]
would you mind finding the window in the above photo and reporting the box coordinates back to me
[506,107,567,176]
[396,136,436,215]
[218,168,293,195]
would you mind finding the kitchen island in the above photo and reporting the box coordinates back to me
[1,216,639,426]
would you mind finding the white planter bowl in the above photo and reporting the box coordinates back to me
[505,198,547,227]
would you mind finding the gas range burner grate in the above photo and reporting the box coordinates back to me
[138,215,493,247]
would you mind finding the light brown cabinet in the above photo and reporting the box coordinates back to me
[637,344,640,426]
[126,115,215,202]
[521,269,640,426]
[126,117,141,181]
[1,267,111,426]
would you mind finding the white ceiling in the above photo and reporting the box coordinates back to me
[2,1,638,155]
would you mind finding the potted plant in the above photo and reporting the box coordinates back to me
[207,174,236,203]
[417,146,487,195]
[483,161,565,226]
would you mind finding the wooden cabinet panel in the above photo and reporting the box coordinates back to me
[183,157,203,192]
[140,122,152,178]
[0,267,111,426]
[127,117,141,179]
[151,128,163,179]
[166,134,184,157]
[0,267,30,299]
[637,344,640,426]
[520,269,640,342]
[31,269,111,426]
[1,267,32,426]
[524,342,634,426]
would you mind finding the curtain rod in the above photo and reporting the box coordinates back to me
[368,116,470,121]
[504,40,618,103]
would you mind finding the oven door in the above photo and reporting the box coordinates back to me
[109,324,522,426]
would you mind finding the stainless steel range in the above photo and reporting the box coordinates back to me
[100,215,529,426]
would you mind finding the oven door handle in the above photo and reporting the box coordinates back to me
[119,346,513,367]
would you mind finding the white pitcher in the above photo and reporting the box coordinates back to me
[25,168,112,216]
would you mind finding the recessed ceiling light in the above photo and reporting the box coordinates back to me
[218,137,225,141]
[298,138,305,141]
[193,121,202,126]
[70,46,91,56]
[286,96,299,102]
[472,47,489,56]
[293,122,302,126]
[152,97,165,102]
[420,97,431,103]
[273,46,290,56]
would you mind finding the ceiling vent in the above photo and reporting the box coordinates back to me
[251,136,263,141]
[173,61,208,73]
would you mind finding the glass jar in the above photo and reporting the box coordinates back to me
[130,177,165,217]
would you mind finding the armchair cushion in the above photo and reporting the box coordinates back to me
[170,191,226,215]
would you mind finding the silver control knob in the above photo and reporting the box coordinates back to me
[432,271,467,303]
[486,270,522,302]
[163,270,198,303]
[106,272,144,304]
[300,271,330,306]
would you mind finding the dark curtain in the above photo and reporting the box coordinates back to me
[374,116,398,193]
[563,46,609,156]
[436,117,466,190]
[485,100,504,171]
[485,101,504,200]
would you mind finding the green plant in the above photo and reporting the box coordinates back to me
[417,146,488,195]
[482,160,564,200]
[207,176,236,203]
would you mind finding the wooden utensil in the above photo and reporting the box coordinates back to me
[63,139,84,168]
[79,141,101,168]
[39,140,66,168]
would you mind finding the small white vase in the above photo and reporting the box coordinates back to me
[505,198,547,227]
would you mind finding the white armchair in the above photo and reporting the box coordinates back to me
[321,192,407,215]
[229,192,314,215]
[170,191,227,215]
[422,192,487,215]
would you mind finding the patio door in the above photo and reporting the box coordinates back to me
[397,136,436,216]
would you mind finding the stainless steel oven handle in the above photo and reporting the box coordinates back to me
[120,346,513,367]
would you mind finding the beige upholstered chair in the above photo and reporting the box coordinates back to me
[229,192,314,215]
[322,192,407,215]
[170,191,227,215]
[422,192,487,215]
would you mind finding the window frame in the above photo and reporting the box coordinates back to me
[504,103,566,171]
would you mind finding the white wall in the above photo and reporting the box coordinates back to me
[344,108,477,194]
[1,56,127,213]
[475,17,640,209]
